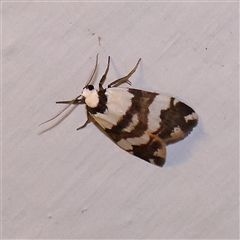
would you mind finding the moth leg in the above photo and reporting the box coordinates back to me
[76,119,90,130]
[108,58,141,88]
[76,115,91,130]
[99,56,110,90]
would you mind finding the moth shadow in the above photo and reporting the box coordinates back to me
[165,120,204,167]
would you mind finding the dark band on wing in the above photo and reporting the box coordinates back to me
[106,89,158,142]
[154,97,198,143]
[128,137,166,167]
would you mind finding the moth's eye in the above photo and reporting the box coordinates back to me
[87,85,94,91]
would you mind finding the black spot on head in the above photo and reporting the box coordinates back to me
[87,85,94,91]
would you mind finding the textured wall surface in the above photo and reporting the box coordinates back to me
[2,1,239,239]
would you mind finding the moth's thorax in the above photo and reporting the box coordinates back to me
[81,88,99,108]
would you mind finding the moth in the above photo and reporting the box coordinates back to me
[40,55,198,167]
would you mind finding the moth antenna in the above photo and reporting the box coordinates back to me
[39,103,72,126]
[39,94,82,126]
[84,54,99,88]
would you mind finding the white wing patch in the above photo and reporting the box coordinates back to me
[93,88,134,129]
[93,112,121,130]
[106,88,134,116]
[184,112,198,122]
[122,113,139,132]
[117,133,150,150]
[147,94,171,132]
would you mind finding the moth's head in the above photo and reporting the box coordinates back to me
[81,84,99,108]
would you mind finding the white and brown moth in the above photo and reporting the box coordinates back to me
[41,55,198,167]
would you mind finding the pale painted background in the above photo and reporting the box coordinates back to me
[2,1,239,239]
